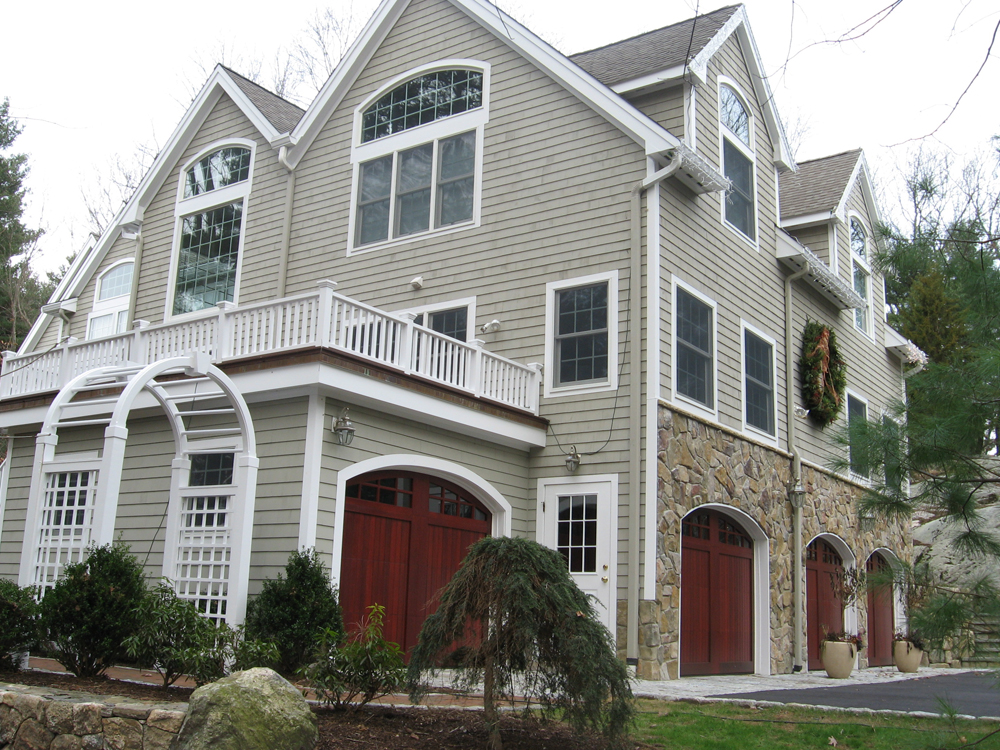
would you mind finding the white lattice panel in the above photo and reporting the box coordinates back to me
[34,471,97,591]
[175,494,232,622]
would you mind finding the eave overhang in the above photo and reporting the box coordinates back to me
[668,142,729,194]
[777,230,864,310]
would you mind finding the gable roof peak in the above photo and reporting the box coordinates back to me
[218,65,306,134]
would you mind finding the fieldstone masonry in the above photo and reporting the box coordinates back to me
[0,683,185,750]
[629,404,912,681]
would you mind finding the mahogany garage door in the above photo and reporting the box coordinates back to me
[866,552,894,666]
[806,539,845,670]
[681,509,754,676]
[340,472,492,654]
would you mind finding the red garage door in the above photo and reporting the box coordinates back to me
[806,539,845,670]
[340,472,491,654]
[681,509,754,676]
[866,552,894,667]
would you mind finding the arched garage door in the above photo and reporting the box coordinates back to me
[681,509,754,675]
[340,472,491,653]
[806,538,845,670]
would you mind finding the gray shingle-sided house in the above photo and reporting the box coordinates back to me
[0,0,918,679]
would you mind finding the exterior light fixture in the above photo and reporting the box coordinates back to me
[789,481,806,509]
[409,276,424,290]
[333,408,356,446]
[479,319,502,334]
[565,445,582,473]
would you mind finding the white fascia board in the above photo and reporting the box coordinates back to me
[285,0,680,166]
[611,65,686,94]
[780,210,835,229]
[692,7,795,171]
[835,153,882,236]
[120,67,285,230]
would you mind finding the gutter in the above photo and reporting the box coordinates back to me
[784,267,808,672]
[276,146,297,298]
[627,153,681,662]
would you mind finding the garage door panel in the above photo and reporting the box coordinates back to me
[681,547,711,671]
[716,552,753,669]
[806,539,845,670]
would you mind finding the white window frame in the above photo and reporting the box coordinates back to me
[544,271,619,398]
[740,320,778,445]
[846,388,870,482]
[347,61,491,255]
[165,138,256,322]
[849,214,873,337]
[87,259,134,339]
[397,296,477,342]
[671,276,718,420]
[717,77,758,248]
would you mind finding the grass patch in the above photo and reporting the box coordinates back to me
[634,699,1000,750]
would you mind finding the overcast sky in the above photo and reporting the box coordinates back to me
[4,0,999,274]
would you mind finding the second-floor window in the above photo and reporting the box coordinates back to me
[847,392,869,478]
[675,286,715,410]
[88,261,134,339]
[171,144,253,316]
[851,218,871,334]
[743,326,775,436]
[720,83,755,242]
[350,65,488,253]
[556,283,609,386]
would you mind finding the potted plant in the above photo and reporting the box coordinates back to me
[892,629,924,673]
[821,631,864,678]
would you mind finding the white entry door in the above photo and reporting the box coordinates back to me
[538,477,617,635]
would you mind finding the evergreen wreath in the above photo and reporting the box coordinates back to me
[800,320,847,427]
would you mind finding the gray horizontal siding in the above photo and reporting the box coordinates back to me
[0,436,36,579]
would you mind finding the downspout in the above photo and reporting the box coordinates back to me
[785,267,808,672]
[276,146,296,299]
[627,152,681,661]
[126,232,144,328]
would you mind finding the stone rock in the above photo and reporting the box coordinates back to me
[11,718,54,750]
[5,693,45,722]
[80,734,103,750]
[146,709,185,734]
[44,701,75,734]
[50,735,83,750]
[173,668,317,750]
[112,705,150,721]
[1,703,24,744]
[72,704,103,736]
[143,725,176,750]
[103,716,143,750]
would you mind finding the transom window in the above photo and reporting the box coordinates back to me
[850,218,871,333]
[361,70,483,143]
[98,263,133,300]
[744,327,775,436]
[171,144,253,317]
[356,131,476,246]
[850,218,867,262]
[720,83,755,241]
[556,283,609,386]
[676,286,715,409]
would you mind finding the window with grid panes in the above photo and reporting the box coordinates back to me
[557,494,598,573]
[555,283,609,386]
[88,262,134,339]
[676,287,714,408]
[720,85,755,240]
[851,219,871,333]
[744,329,774,435]
[415,306,468,341]
[361,70,482,143]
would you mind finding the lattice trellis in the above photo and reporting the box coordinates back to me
[34,470,97,591]
[175,492,232,622]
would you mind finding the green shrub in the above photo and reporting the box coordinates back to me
[244,549,344,674]
[39,542,147,678]
[302,603,406,710]
[179,622,279,686]
[0,578,39,670]
[123,581,215,687]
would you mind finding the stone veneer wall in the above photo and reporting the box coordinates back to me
[0,685,185,750]
[631,404,912,681]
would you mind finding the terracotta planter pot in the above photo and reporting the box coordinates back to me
[821,641,857,678]
[893,640,923,673]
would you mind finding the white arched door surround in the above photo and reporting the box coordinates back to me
[679,503,772,676]
[869,546,906,634]
[19,353,259,624]
[330,454,512,587]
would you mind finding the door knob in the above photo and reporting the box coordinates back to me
[601,576,609,583]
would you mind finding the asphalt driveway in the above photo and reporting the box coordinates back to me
[714,672,1000,717]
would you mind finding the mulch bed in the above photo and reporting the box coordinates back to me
[0,670,638,749]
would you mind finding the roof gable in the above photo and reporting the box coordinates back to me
[780,150,861,222]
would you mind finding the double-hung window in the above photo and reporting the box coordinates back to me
[415,306,469,342]
[743,324,775,437]
[88,261,133,339]
[847,392,870,478]
[850,218,871,334]
[719,82,755,242]
[351,66,488,252]
[170,143,253,317]
[544,272,618,396]
[675,284,715,411]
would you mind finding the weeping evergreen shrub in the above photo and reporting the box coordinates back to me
[244,548,344,674]
[0,578,39,670]
[407,536,634,750]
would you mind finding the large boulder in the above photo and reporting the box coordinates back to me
[173,668,317,750]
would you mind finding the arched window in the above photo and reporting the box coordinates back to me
[171,144,254,316]
[850,218,871,333]
[350,65,488,251]
[719,83,755,241]
[88,261,134,339]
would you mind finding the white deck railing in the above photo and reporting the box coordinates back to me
[1,281,541,414]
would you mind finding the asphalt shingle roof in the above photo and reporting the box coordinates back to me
[223,66,305,134]
[779,149,861,220]
[568,5,740,87]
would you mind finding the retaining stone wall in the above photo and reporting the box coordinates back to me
[633,404,912,681]
[0,684,185,750]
